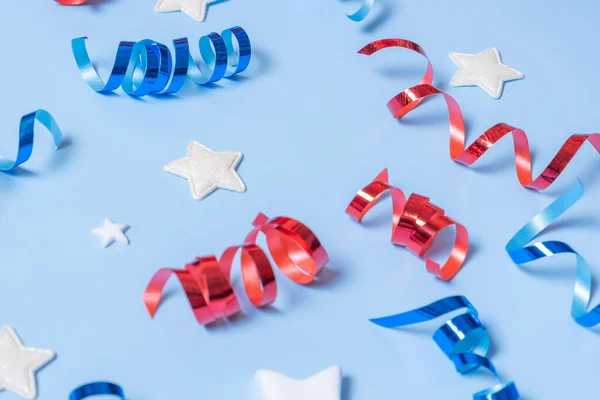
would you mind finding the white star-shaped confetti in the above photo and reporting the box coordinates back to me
[91,218,130,248]
[154,0,215,22]
[255,366,342,400]
[165,141,246,201]
[0,326,55,400]
[449,47,524,99]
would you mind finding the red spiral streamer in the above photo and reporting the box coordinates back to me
[346,168,468,280]
[143,213,329,325]
[55,0,89,4]
[360,39,600,191]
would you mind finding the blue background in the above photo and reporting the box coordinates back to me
[2,0,600,399]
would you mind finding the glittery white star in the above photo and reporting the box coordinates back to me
[91,218,130,248]
[0,326,55,399]
[165,141,246,201]
[255,366,342,400]
[449,47,524,99]
[154,0,216,22]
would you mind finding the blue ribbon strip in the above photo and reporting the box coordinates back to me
[346,0,374,21]
[72,26,251,96]
[506,179,600,327]
[69,382,125,399]
[1,110,62,171]
[371,296,519,400]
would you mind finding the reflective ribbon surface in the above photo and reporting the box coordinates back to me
[360,39,600,191]
[346,168,468,280]
[371,296,519,400]
[1,110,62,171]
[143,213,329,325]
[345,0,374,21]
[69,382,125,400]
[72,26,251,96]
[506,179,600,327]
[55,0,89,4]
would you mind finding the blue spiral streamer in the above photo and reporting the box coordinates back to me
[371,296,519,400]
[0,110,62,171]
[345,0,374,21]
[69,382,125,400]
[72,26,251,96]
[506,179,600,327]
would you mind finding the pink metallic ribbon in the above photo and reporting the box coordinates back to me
[360,39,600,191]
[55,0,89,4]
[346,169,468,280]
[143,213,329,325]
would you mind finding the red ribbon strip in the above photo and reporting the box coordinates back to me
[55,0,89,4]
[346,168,468,280]
[143,213,329,325]
[360,39,600,191]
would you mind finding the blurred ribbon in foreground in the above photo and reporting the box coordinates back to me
[143,213,329,325]
[70,382,125,399]
[346,168,468,280]
[359,38,600,191]
[344,0,374,21]
[506,179,600,327]
[55,0,89,4]
[1,110,62,172]
[72,26,250,96]
[371,296,519,399]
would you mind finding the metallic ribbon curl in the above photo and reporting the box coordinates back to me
[143,212,329,325]
[345,0,374,21]
[70,382,125,400]
[55,0,89,4]
[360,39,600,191]
[506,179,600,327]
[72,26,251,96]
[371,296,519,400]
[346,168,468,280]
[1,110,62,171]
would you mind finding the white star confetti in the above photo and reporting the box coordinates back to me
[449,47,524,99]
[255,366,342,400]
[165,141,246,201]
[91,218,130,248]
[154,0,216,22]
[0,326,55,399]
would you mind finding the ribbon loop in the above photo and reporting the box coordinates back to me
[69,382,125,400]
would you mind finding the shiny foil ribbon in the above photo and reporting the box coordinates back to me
[345,0,374,21]
[346,169,468,280]
[371,296,519,400]
[70,382,125,399]
[55,0,89,4]
[72,26,251,96]
[506,179,600,327]
[1,110,62,171]
[360,38,600,191]
[143,212,329,325]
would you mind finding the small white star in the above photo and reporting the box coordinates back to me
[91,218,130,248]
[0,326,55,399]
[165,141,246,201]
[449,47,524,99]
[154,0,215,22]
[255,366,342,400]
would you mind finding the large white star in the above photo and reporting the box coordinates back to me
[255,366,342,400]
[165,141,246,201]
[154,0,215,22]
[449,47,524,99]
[91,218,130,248]
[0,326,55,399]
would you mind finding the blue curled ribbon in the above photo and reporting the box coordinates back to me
[69,382,125,400]
[71,26,251,96]
[371,296,519,400]
[346,0,374,21]
[1,109,62,171]
[506,179,600,327]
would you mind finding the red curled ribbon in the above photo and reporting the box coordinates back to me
[55,0,89,4]
[360,39,600,191]
[143,212,329,325]
[346,168,468,280]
